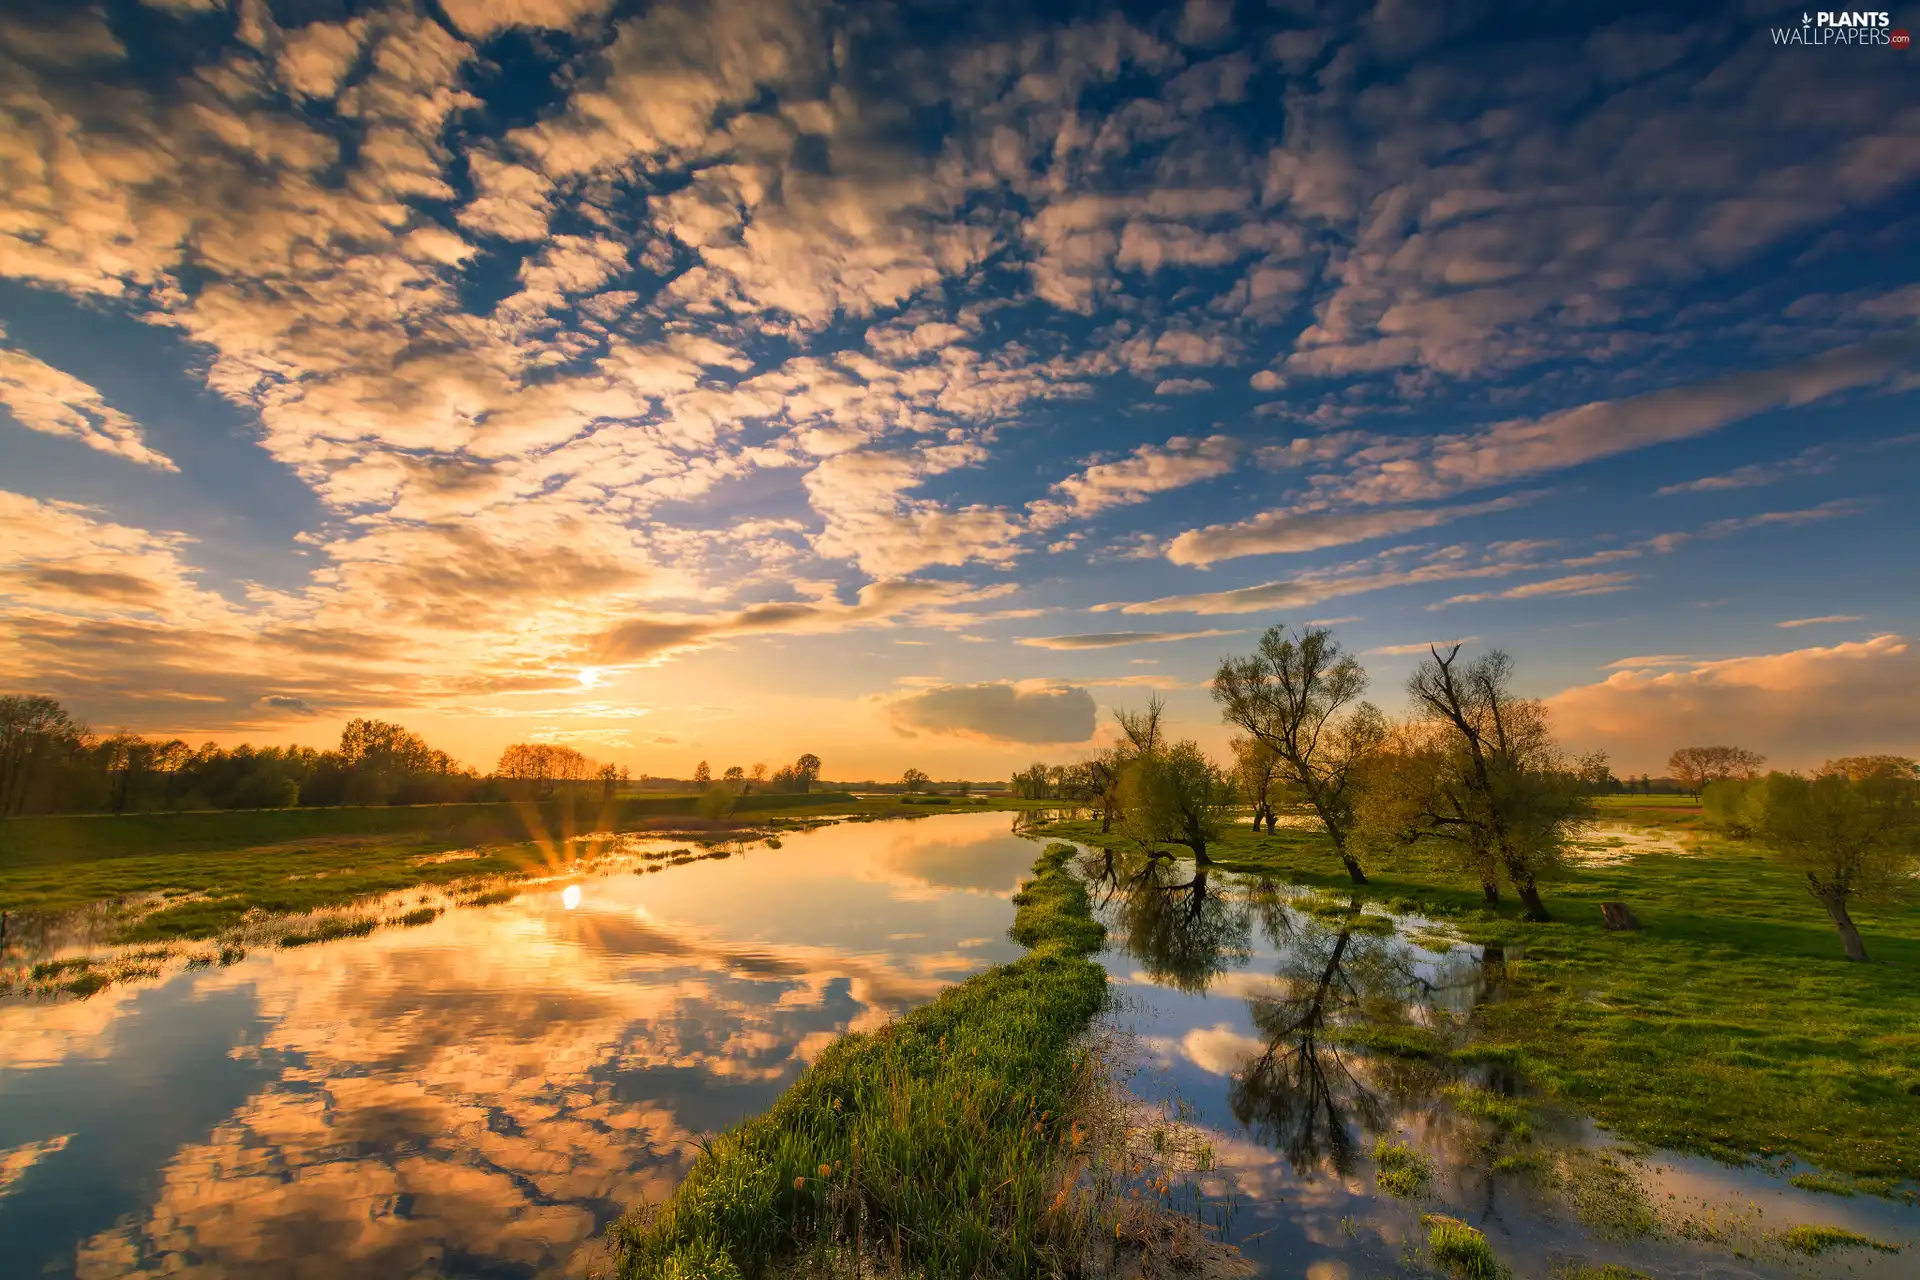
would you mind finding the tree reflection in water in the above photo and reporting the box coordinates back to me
[1084,847,1252,995]
[1232,897,1452,1178]
[1087,848,1470,1182]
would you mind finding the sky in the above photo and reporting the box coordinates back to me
[1,0,1917,781]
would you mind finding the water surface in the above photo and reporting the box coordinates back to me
[0,812,1037,1279]
[1084,848,1919,1280]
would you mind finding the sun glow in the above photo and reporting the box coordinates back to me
[577,668,603,688]
[562,885,582,911]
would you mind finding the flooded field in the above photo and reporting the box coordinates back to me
[0,812,1038,1279]
[1082,849,1919,1279]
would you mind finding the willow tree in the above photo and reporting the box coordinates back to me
[1385,645,1590,921]
[1118,738,1234,865]
[1746,758,1919,962]
[1213,625,1384,884]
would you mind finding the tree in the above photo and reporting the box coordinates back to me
[693,760,711,789]
[0,695,89,817]
[1743,760,1919,962]
[794,753,821,793]
[722,765,746,781]
[1213,625,1385,884]
[900,767,930,794]
[1390,646,1591,922]
[1667,745,1767,796]
[597,762,627,800]
[1231,736,1282,832]
[750,763,768,782]
[1118,738,1234,864]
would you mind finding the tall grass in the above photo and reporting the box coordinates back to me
[606,842,1109,1278]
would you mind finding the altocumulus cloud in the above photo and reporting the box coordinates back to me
[883,680,1096,745]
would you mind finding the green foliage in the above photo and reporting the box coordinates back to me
[1372,1138,1432,1197]
[1026,803,1920,1184]
[1421,1214,1502,1279]
[607,842,1108,1279]
[1779,1223,1900,1255]
[393,906,440,927]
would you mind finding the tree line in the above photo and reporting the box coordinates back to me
[1011,624,1917,961]
[0,694,641,814]
[690,753,822,795]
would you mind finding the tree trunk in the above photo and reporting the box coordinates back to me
[1816,885,1869,962]
[1516,879,1551,923]
[1340,855,1368,885]
[1264,812,1277,835]
[1481,878,1501,906]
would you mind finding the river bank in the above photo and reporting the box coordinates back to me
[1032,802,1920,1192]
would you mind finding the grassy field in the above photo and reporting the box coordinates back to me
[1034,798,1920,1187]
[605,841,1110,1279]
[0,792,1005,937]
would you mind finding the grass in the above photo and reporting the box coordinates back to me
[605,842,1109,1279]
[0,792,984,940]
[278,916,377,947]
[1033,803,1920,1186]
[1421,1213,1502,1279]
[1373,1137,1433,1197]
[1779,1223,1901,1255]
[1443,1083,1534,1142]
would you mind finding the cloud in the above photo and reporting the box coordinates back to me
[1165,493,1536,566]
[1107,549,1538,617]
[882,680,1096,745]
[1433,571,1635,608]
[1038,434,1238,524]
[1648,499,1868,554]
[1314,336,1920,510]
[1777,615,1863,628]
[1364,638,1477,656]
[588,579,1012,665]
[1547,635,1920,771]
[1654,445,1835,496]
[1601,654,1697,670]
[1016,629,1241,650]
[0,330,175,469]
[259,695,319,715]
[439,0,615,40]
[1152,378,1214,396]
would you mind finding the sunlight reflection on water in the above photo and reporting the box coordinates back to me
[0,811,1039,1280]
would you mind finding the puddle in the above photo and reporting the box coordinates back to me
[1078,849,1919,1279]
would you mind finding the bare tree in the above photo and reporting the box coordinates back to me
[1213,626,1384,884]
[1668,745,1767,796]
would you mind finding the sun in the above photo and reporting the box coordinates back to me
[577,667,603,688]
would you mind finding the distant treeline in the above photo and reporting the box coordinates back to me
[0,696,640,816]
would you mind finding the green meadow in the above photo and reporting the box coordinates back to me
[1034,797,1920,1186]
[0,791,931,936]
